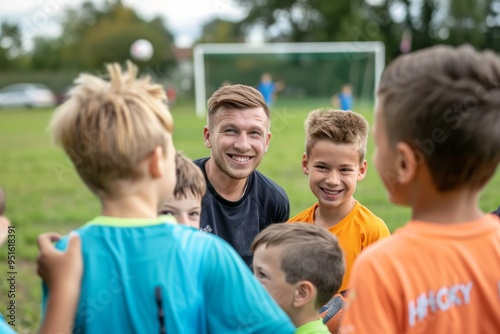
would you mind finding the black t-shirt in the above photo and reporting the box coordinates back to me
[194,158,290,266]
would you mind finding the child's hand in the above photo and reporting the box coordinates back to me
[36,232,83,289]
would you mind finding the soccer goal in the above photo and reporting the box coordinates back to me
[193,42,385,117]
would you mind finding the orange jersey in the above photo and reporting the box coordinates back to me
[342,214,500,334]
[288,201,390,292]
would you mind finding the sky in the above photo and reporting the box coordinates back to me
[0,0,248,48]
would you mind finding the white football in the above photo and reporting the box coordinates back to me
[130,39,154,61]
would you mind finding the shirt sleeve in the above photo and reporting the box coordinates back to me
[341,252,400,334]
[202,235,295,334]
[273,194,290,223]
[362,218,391,249]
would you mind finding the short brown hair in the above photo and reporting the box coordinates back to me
[50,61,174,197]
[305,109,369,163]
[378,44,500,191]
[251,223,345,309]
[207,84,270,129]
[173,152,206,200]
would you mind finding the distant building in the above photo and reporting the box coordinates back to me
[171,47,193,98]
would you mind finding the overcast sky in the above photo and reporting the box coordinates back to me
[0,0,248,48]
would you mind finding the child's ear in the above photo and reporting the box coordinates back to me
[293,281,315,308]
[301,153,309,175]
[203,126,212,149]
[357,160,367,181]
[395,142,418,184]
[149,146,164,178]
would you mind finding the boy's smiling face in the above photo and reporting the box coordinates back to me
[302,140,367,215]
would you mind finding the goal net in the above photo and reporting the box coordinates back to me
[193,42,385,117]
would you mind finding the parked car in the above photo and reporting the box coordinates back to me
[0,83,56,108]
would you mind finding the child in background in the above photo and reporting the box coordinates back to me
[42,62,295,334]
[288,109,390,332]
[0,187,83,334]
[251,223,345,334]
[331,84,353,111]
[342,44,500,333]
[159,152,206,229]
[257,73,284,107]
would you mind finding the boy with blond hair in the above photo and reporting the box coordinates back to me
[288,109,390,331]
[42,62,295,334]
[160,151,205,228]
[289,110,390,292]
[342,45,500,333]
[251,223,345,334]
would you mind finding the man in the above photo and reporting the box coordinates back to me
[194,84,290,266]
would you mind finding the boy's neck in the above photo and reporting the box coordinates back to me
[314,197,357,229]
[291,307,322,328]
[411,186,483,224]
[101,192,159,219]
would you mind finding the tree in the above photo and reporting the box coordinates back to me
[234,0,500,62]
[235,0,366,42]
[28,0,176,72]
[198,19,243,43]
[0,22,23,70]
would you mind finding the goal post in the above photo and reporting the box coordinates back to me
[193,42,385,117]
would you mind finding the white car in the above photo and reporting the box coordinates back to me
[0,83,56,108]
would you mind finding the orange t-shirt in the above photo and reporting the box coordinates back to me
[342,214,500,334]
[287,201,390,292]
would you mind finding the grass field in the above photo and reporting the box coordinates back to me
[0,98,499,332]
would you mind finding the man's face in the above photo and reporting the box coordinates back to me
[204,107,271,180]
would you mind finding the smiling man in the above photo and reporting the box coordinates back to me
[194,84,290,266]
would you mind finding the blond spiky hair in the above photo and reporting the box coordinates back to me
[50,61,174,197]
[305,109,369,164]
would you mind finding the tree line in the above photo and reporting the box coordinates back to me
[1,0,499,72]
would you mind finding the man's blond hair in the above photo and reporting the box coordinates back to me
[50,61,174,197]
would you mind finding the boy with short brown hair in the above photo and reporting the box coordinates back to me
[251,222,345,333]
[342,44,500,333]
[160,151,206,228]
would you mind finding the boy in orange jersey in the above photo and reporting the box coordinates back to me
[288,109,390,332]
[342,44,500,333]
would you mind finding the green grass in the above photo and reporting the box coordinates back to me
[0,99,499,332]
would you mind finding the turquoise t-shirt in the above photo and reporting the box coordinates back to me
[0,314,16,334]
[42,215,294,334]
[295,319,330,334]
